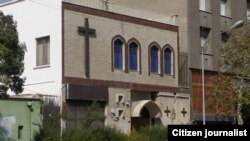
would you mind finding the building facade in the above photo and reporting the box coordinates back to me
[189,0,248,123]
[83,0,249,123]
[0,0,62,102]
[62,0,190,133]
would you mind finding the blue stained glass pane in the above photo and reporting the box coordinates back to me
[164,48,171,74]
[129,42,138,70]
[151,46,158,73]
[114,39,123,69]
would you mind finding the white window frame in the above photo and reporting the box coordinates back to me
[247,0,250,19]
[36,36,50,67]
[199,0,206,11]
[220,0,227,16]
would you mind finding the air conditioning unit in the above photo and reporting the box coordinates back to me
[27,101,33,107]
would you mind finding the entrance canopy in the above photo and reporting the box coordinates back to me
[132,100,162,118]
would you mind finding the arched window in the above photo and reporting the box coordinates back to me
[129,42,138,70]
[114,39,123,69]
[164,48,172,74]
[151,46,159,73]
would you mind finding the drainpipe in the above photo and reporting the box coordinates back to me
[27,101,33,141]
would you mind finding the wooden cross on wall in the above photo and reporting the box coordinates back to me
[181,107,187,117]
[164,107,171,117]
[78,18,96,79]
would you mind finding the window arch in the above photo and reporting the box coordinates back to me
[149,42,160,74]
[162,45,174,76]
[111,35,126,71]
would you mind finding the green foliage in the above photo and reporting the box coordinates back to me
[62,127,127,141]
[34,103,61,141]
[209,21,250,124]
[62,129,90,141]
[0,11,26,98]
[33,125,60,141]
[89,127,127,141]
[128,130,150,141]
[222,22,250,78]
[208,74,236,116]
[81,101,105,129]
[35,124,168,141]
[138,125,167,141]
[35,101,168,140]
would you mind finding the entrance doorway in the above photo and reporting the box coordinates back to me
[131,100,161,131]
[131,107,151,130]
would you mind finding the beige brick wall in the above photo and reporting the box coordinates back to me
[155,92,190,125]
[64,10,179,86]
[105,88,131,133]
[105,88,190,133]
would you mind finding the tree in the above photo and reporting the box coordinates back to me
[0,11,26,98]
[81,101,105,129]
[208,21,250,124]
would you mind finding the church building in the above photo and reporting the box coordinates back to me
[62,0,190,133]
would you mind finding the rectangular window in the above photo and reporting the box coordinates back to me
[221,33,228,48]
[200,27,210,47]
[18,125,23,140]
[150,47,159,73]
[220,0,226,16]
[248,0,250,19]
[199,0,206,11]
[36,36,50,66]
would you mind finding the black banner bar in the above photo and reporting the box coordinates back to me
[168,125,249,141]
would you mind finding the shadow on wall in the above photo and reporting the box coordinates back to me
[0,113,15,141]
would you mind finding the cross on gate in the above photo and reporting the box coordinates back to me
[181,107,187,117]
[164,107,171,116]
[78,18,96,79]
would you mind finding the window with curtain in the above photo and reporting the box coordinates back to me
[247,0,250,19]
[220,0,226,16]
[129,42,138,70]
[221,33,228,48]
[150,46,158,73]
[200,27,210,47]
[199,0,206,11]
[164,48,172,75]
[114,39,123,69]
[36,36,50,66]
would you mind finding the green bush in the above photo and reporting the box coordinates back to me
[128,130,150,141]
[34,125,168,141]
[139,125,167,141]
[33,125,60,141]
[62,129,91,141]
[62,127,127,141]
[91,127,127,141]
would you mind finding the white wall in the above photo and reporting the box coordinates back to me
[0,0,62,97]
